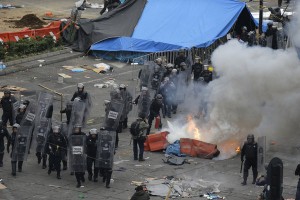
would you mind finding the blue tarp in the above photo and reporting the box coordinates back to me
[91,0,257,52]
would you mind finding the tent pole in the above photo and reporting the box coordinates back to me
[259,0,263,35]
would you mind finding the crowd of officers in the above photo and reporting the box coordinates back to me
[0,52,214,198]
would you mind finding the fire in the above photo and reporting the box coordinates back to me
[186,115,201,140]
[236,146,241,153]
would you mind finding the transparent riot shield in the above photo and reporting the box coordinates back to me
[12,101,20,124]
[34,92,54,154]
[95,130,116,169]
[104,100,124,130]
[60,122,68,137]
[257,136,266,173]
[139,64,153,89]
[67,99,86,136]
[11,102,36,162]
[69,134,86,172]
[83,93,92,126]
[137,92,151,117]
[176,71,188,104]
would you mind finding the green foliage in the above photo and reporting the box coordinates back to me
[3,36,63,61]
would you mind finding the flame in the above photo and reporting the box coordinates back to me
[236,146,241,153]
[186,115,201,140]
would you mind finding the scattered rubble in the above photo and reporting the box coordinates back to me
[5,14,47,29]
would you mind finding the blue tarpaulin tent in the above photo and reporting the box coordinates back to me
[90,0,258,53]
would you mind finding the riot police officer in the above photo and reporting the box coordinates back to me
[71,83,88,101]
[86,128,99,182]
[0,90,17,127]
[119,84,133,129]
[7,123,22,176]
[60,101,73,125]
[46,126,67,179]
[192,57,204,82]
[174,50,186,69]
[241,134,258,185]
[71,125,86,188]
[15,104,26,124]
[0,120,10,167]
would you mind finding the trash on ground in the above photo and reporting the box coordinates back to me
[86,3,104,9]
[71,68,86,72]
[94,84,109,88]
[37,60,45,63]
[162,155,189,166]
[93,63,113,73]
[0,183,7,190]
[58,73,72,78]
[0,85,27,92]
[135,165,143,167]
[114,160,130,165]
[141,177,221,198]
[0,4,24,9]
[114,167,127,172]
[0,62,7,70]
[131,181,143,186]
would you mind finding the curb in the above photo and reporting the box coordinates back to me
[0,51,83,76]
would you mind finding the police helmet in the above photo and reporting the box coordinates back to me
[141,86,148,91]
[156,94,163,100]
[89,128,97,135]
[23,100,30,106]
[166,63,174,68]
[4,90,11,95]
[13,123,20,129]
[171,69,177,74]
[242,26,247,31]
[77,83,84,89]
[52,126,61,133]
[19,104,26,110]
[119,84,126,89]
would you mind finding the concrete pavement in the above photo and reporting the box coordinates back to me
[0,56,299,200]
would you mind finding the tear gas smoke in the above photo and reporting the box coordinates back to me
[166,10,300,159]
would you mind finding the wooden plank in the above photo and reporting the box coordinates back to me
[58,73,72,78]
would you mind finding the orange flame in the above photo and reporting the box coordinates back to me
[236,146,241,153]
[186,115,201,140]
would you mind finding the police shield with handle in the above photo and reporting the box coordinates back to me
[119,84,133,130]
[69,125,87,188]
[241,134,258,185]
[96,127,116,188]
[34,91,54,169]
[11,102,36,170]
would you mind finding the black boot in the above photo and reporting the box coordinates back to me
[76,182,81,188]
[18,161,23,172]
[0,153,4,167]
[88,174,93,181]
[252,173,258,184]
[11,162,16,176]
[42,156,47,169]
[241,177,247,185]
[57,171,61,179]
[62,160,67,170]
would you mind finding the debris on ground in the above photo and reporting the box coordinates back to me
[162,155,189,166]
[58,73,72,78]
[94,83,109,88]
[132,177,222,198]
[0,4,24,9]
[0,85,27,92]
[0,179,6,190]
[5,14,47,29]
[93,63,113,74]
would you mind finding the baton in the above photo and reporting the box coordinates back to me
[240,160,244,173]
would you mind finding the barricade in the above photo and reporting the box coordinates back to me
[147,131,169,151]
[180,138,219,159]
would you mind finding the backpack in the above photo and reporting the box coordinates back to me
[130,121,140,137]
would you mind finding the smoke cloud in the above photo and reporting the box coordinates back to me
[166,5,300,159]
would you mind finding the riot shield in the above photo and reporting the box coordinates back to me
[175,71,188,104]
[34,92,54,154]
[139,64,153,89]
[12,101,20,124]
[95,130,116,169]
[137,92,151,117]
[266,157,283,200]
[60,122,68,137]
[120,90,133,118]
[67,99,86,136]
[11,102,36,162]
[82,93,92,126]
[68,134,86,172]
[104,100,124,130]
[257,136,266,173]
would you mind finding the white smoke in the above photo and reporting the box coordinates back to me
[165,6,300,159]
